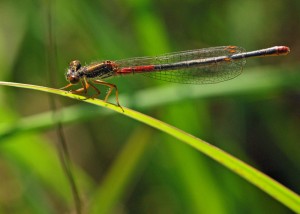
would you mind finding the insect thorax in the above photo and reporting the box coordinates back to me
[83,61,115,79]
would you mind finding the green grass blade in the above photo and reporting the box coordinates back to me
[0,66,299,139]
[0,81,299,213]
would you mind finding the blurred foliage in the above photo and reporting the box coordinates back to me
[0,0,299,213]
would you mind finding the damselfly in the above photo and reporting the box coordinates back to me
[61,46,290,107]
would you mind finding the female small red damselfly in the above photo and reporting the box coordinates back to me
[61,46,290,107]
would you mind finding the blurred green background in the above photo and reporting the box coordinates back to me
[0,0,299,213]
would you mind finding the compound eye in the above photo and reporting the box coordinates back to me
[69,60,81,71]
[65,67,80,84]
[68,75,80,84]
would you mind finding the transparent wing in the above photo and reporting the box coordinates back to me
[116,46,246,84]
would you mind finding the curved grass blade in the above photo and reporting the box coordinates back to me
[0,81,299,213]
